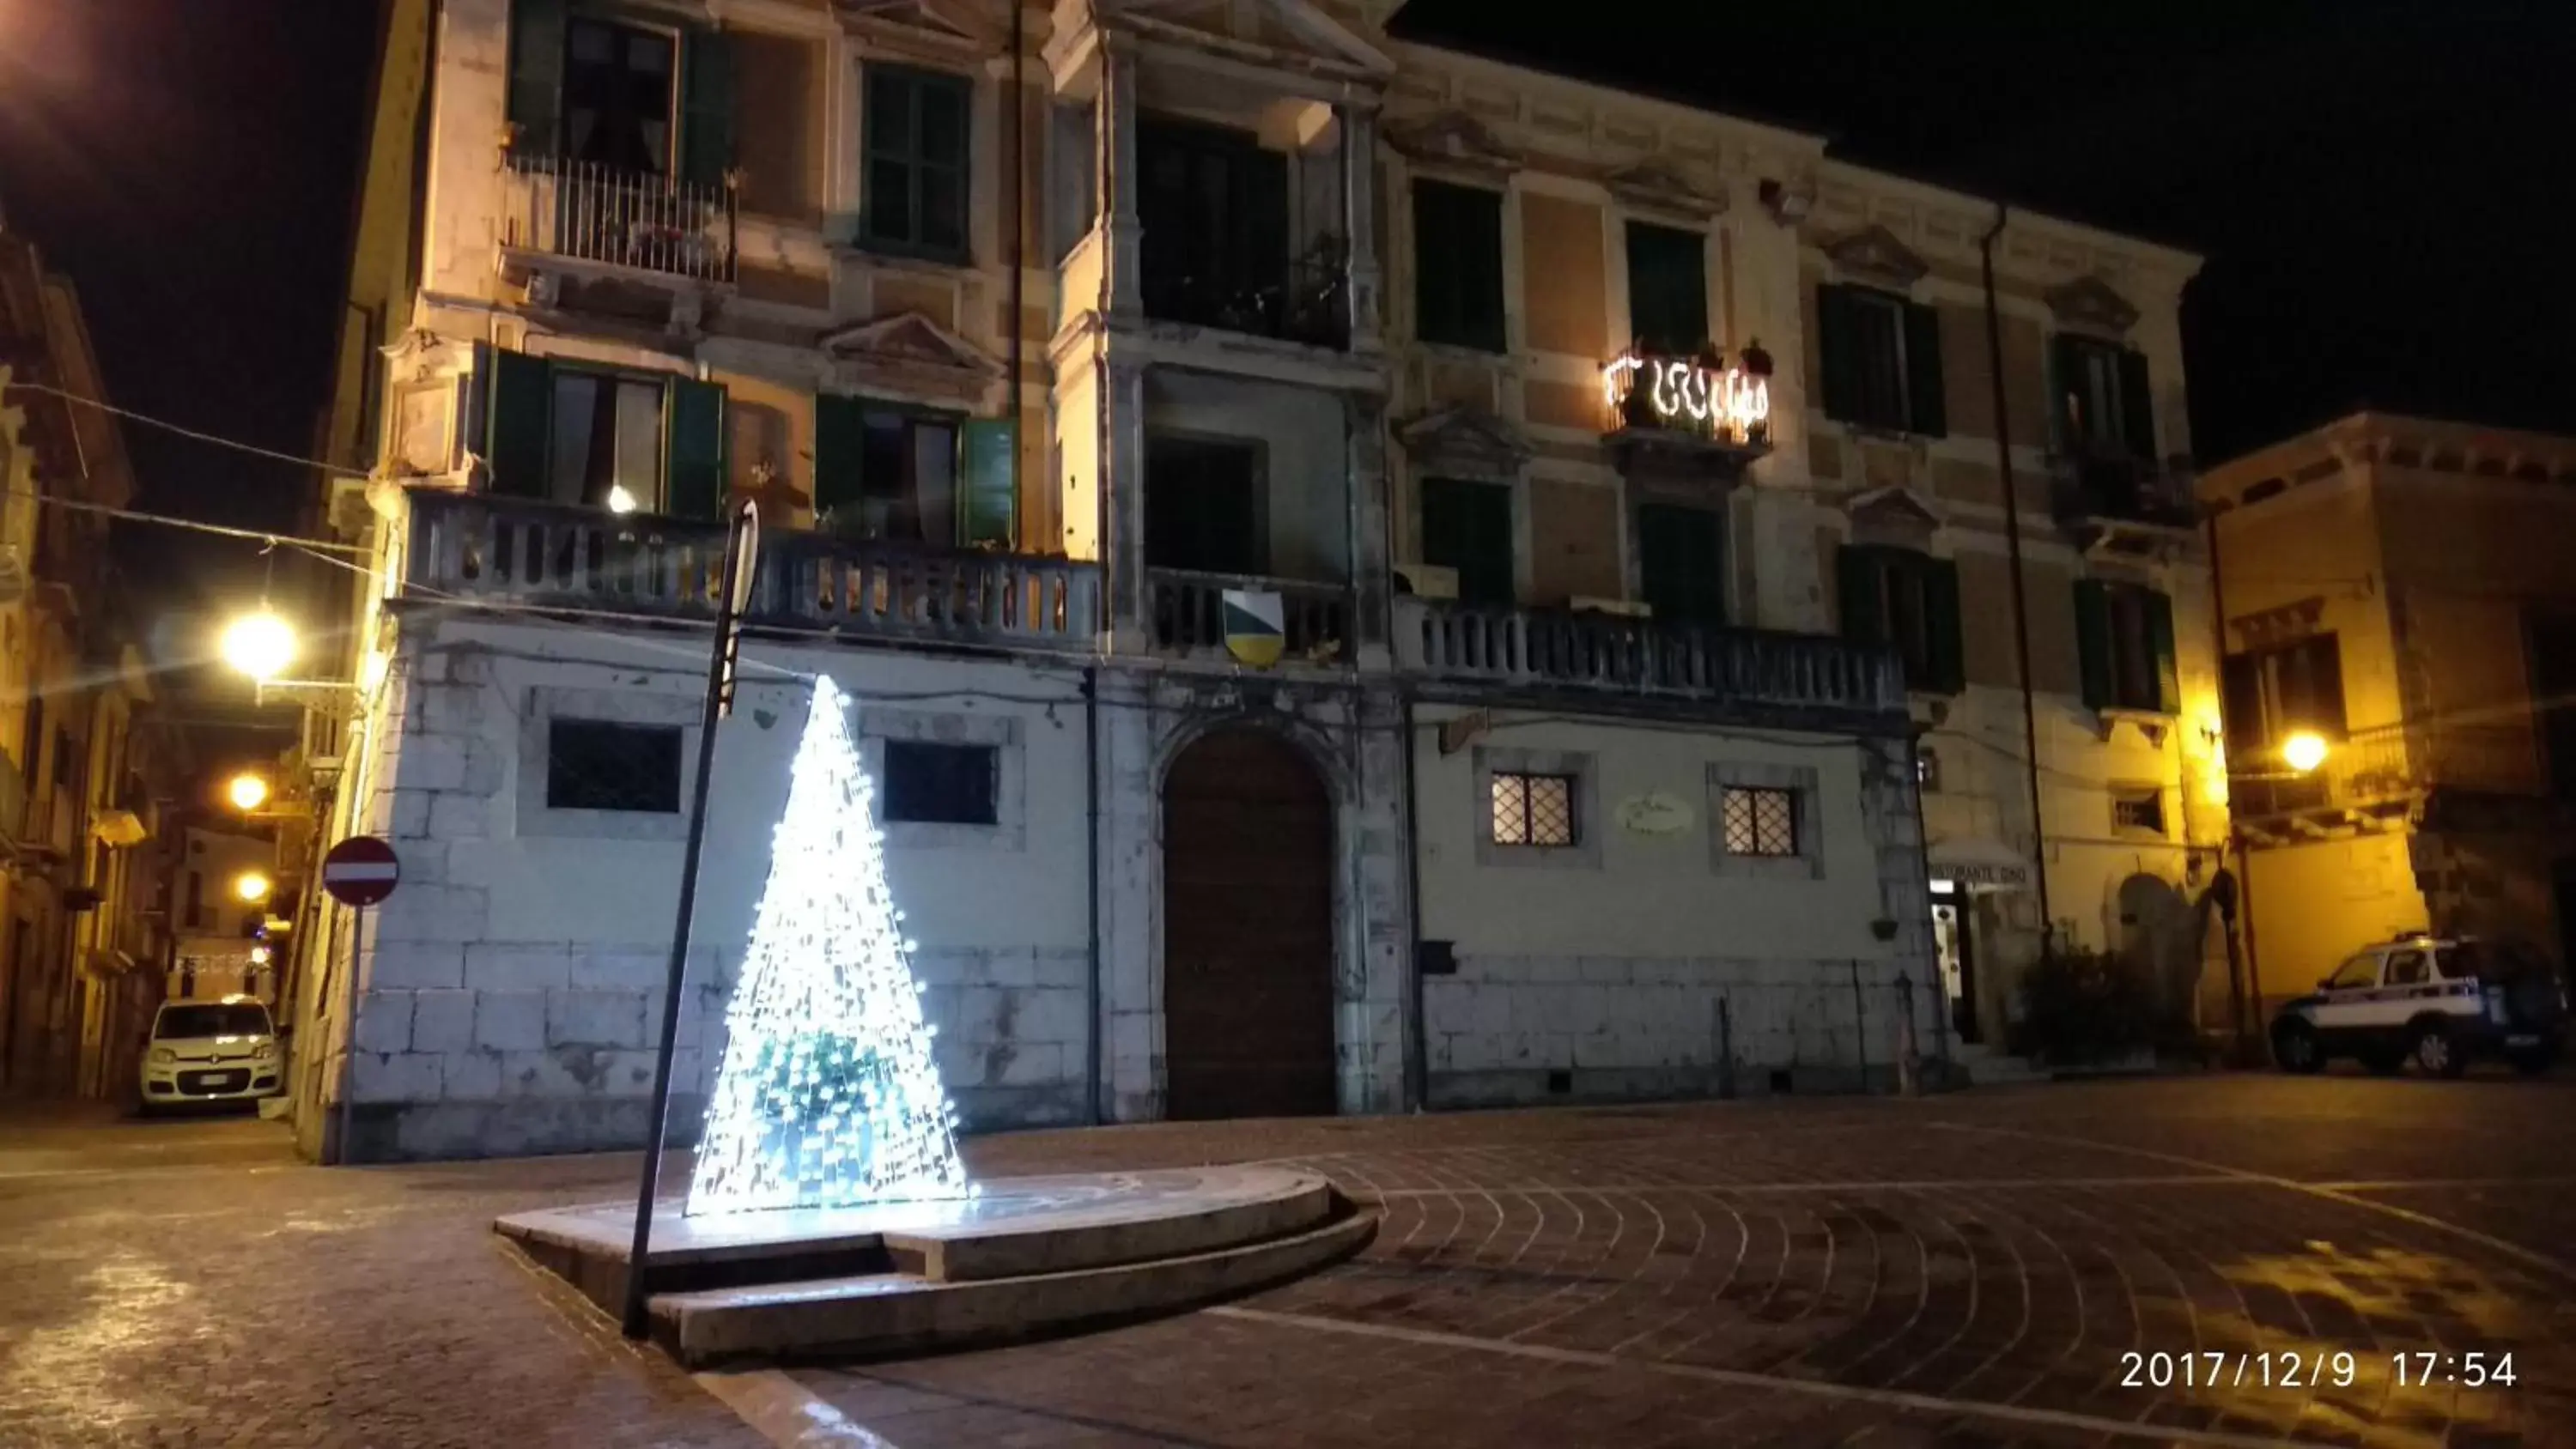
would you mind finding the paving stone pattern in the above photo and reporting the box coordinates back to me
[4,1076,2575,1447]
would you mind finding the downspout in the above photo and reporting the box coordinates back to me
[1400,695,1426,1112]
[1007,0,1026,548]
[2203,507,2257,1053]
[1083,666,1104,1124]
[1979,204,2056,957]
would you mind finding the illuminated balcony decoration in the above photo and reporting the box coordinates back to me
[1601,341,1774,481]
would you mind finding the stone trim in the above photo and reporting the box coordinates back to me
[1706,760,1825,881]
[514,686,702,841]
[854,706,1029,852]
[1472,744,1602,871]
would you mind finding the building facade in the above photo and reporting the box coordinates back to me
[2202,415,2576,1016]
[1,218,183,1101]
[295,0,2218,1161]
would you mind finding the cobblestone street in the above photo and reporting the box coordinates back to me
[5,1076,2574,1447]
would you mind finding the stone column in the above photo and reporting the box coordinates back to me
[1097,46,1141,318]
[1346,394,1392,665]
[1103,359,1150,653]
[1340,105,1382,351]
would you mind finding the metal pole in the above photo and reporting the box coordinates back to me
[623,504,758,1341]
[1979,206,2056,957]
[333,904,363,1166]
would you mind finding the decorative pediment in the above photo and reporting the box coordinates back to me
[1823,224,1929,288]
[2044,274,2140,336]
[1605,158,1727,221]
[1109,0,1395,77]
[835,0,1001,55]
[1844,484,1942,546]
[1397,405,1528,481]
[820,312,1004,405]
[1385,110,1518,174]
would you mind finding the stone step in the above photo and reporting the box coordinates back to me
[649,1206,1375,1367]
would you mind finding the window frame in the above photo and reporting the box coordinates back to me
[1707,761,1826,881]
[2111,786,2167,838]
[1473,745,1601,870]
[1489,770,1579,849]
[558,13,683,178]
[856,708,1027,852]
[519,687,702,840]
[542,718,685,815]
[1411,178,1507,353]
[878,739,1000,828]
[1624,220,1709,356]
[860,62,974,263]
[1719,785,1801,858]
[1144,431,1269,577]
[544,364,670,512]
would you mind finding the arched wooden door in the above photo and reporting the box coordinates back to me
[1161,729,1338,1119]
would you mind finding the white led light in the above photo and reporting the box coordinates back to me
[686,676,974,1216]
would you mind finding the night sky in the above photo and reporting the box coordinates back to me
[1,0,2568,606]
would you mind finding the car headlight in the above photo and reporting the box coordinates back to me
[253,1040,278,1059]
[149,1047,177,1065]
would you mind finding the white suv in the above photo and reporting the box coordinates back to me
[2271,936,2567,1077]
[139,997,283,1111]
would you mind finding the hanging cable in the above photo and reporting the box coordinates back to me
[0,378,373,478]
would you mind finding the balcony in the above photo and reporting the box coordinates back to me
[1143,252,1351,352]
[2051,450,2197,540]
[404,492,1097,654]
[1146,569,1352,664]
[501,155,737,287]
[2231,720,2545,840]
[1396,598,1906,720]
[1599,347,1774,482]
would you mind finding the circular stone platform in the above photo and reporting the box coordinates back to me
[494,1167,1372,1367]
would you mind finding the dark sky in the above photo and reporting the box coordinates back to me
[0,0,2567,601]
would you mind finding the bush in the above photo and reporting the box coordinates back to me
[2014,947,2155,1065]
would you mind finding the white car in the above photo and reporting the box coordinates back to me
[139,997,283,1110]
[2271,935,2567,1077]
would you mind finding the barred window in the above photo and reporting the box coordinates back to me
[882,741,999,826]
[545,719,683,813]
[1490,771,1577,847]
[2112,788,2166,836]
[1721,785,1799,858]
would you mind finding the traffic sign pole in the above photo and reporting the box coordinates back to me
[320,836,404,1165]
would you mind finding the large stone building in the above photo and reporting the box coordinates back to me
[1,214,187,1101]
[2202,414,2576,1016]
[292,0,2224,1161]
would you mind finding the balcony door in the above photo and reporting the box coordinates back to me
[1637,501,1725,625]
[1138,118,1289,334]
[562,17,677,176]
[1145,434,1265,576]
[1419,476,1514,607]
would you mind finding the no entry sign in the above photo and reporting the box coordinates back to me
[321,835,402,908]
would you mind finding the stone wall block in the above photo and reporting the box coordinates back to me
[354,991,415,1054]
[475,989,548,1052]
[464,944,572,991]
[410,988,476,1053]
[546,989,647,1048]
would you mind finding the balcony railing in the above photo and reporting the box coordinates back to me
[1141,254,1350,351]
[1146,568,1352,661]
[1396,598,1906,716]
[2230,720,2543,820]
[404,492,1097,652]
[2050,451,2196,530]
[501,155,737,284]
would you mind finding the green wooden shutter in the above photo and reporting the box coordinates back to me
[1422,477,1513,606]
[811,393,866,520]
[959,418,1018,549]
[1835,543,1884,644]
[483,347,552,498]
[664,378,728,521]
[2049,333,2085,449]
[506,0,568,155]
[2146,589,2179,713]
[680,28,735,191]
[1625,223,1706,355]
[1904,301,1947,438]
[1415,182,1504,352]
[1816,284,1859,423]
[1638,503,1724,625]
[2074,579,2114,711]
[2117,347,2156,460]
[1924,555,1965,694]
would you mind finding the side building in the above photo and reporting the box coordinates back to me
[2202,415,2576,1014]
[292,0,2214,1161]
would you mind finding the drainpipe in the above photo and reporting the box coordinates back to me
[1979,204,2056,963]
[1083,665,1104,1124]
[2202,507,2258,1056]
[1007,0,1027,549]
[1399,694,1427,1112]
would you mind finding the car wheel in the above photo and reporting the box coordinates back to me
[2508,1041,2559,1076]
[2273,1020,2324,1074]
[2409,1021,2468,1078]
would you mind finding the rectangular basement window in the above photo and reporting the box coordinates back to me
[545,719,683,813]
[1490,771,1577,847]
[881,741,999,826]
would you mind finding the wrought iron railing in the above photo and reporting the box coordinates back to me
[2229,719,2543,818]
[404,492,1097,651]
[1396,597,1906,716]
[1145,569,1352,660]
[1141,253,1350,350]
[501,155,738,284]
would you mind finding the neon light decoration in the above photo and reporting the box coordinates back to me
[687,676,973,1216]
[1601,349,1771,442]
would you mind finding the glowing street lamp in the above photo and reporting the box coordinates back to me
[233,870,274,905]
[2281,731,2330,774]
[227,772,271,813]
[219,610,298,683]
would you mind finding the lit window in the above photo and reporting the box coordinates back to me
[1491,772,1576,847]
[1722,785,1799,858]
[2112,788,2166,836]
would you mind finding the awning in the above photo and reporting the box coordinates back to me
[1928,836,2034,891]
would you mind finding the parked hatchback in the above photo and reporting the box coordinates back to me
[2271,935,2567,1076]
[139,997,282,1111]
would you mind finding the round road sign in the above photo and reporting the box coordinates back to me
[321,835,402,908]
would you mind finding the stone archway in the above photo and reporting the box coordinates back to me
[1160,728,1337,1120]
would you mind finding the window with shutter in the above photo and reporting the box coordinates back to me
[813,396,968,544]
[2053,334,2154,459]
[1637,502,1724,625]
[862,64,971,260]
[506,0,568,157]
[561,16,679,174]
[2076,579,2178,713]
[1817,284,1917,433]
[1624,222,1707,356]
[1413,180,1506,352]
[1420,476,1516,607]
[1836,545,1962,694]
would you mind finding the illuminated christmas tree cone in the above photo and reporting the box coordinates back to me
[687,676,973,1215]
